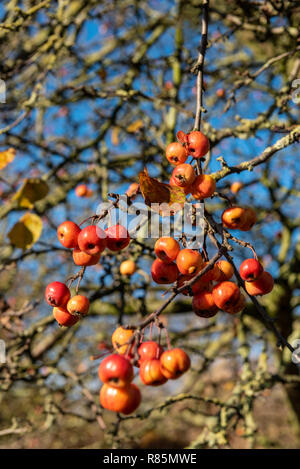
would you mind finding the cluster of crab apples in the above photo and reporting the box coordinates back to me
[44,221,131,326]
[43,128,274,416]
[98,327,190,415]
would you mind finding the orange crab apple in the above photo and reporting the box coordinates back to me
[200,262,222,283]
[120,259,136,276]
[245,271,274,296]
[230,181,243,194]
[165,142,188,166]
[216,88,225,98]
[176,249,203,275]
[222,206,248,230]
[154,237,180,264]
[177,275,211,296]
[139,359,168,386]
[224,293,246,314]
[112,326,135,355]
[57,221,81,249]
[53,306,79,327]
[75,184,88,197]
[151,258,179,284]
[67,295,90,316]
[171,163,196,188]
[186,130,210,158]
[192,291,218,318]
[160,348,190,380]
[191,174,216,200]
[100,383,141,415]
[169,176,192,195]
[216,260,234,281]
[239,207,256,231]
[72,248,101,266]
[98,354,134,388]
[212,281,241,310]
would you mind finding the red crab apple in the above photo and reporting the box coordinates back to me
[105,224,130,251]
[239,259,264,282]
[138,341,164,362]
[151,259,179,284]
[77,225,107,255]
[98,354,134,388]
[45,281,70,307]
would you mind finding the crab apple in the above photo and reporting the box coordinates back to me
[176,249,203,275]
[169,176,192,195]
[165,142,188,166]
[106,224,130,252]
[151,258,179,284]
[139,359,168,386]
[231,181,243,194]
[171,163,196,188]
[177,275,211,296]
[212,281,240,310]
[112,326,134,355]
[200,262,222,283]
[154,237,180,264]
[100,383,141,415]
[192,291,218,318]
[78,225,107,255]
[216,88,226,98]
[98,354,134,388]
[57,221,81,249]
[216,260,234,281]
[245,271,274,296]
[53,306,79,327]
[72,248,101,266]
[75,184,88,197]
[224,293,246,314]
[160,348,190,380]
[67,295,90,316]
[138,341,163,362]
[239,207,256,231]
[186,130,210,158]
[120,260,136,276]
[239,259,263,282]
[45,281,70,307]
[191,174,216,200]
[222,206,248,230]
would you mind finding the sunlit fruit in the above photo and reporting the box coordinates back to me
[98,354,134,388]
[154,237,180,263]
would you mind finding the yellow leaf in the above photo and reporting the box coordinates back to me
[0,148,16,170]
[12,178,49,208]
[8,213,43,250]
[111,127,120,146]
[139,168,185,216]
[127,119,144,133]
